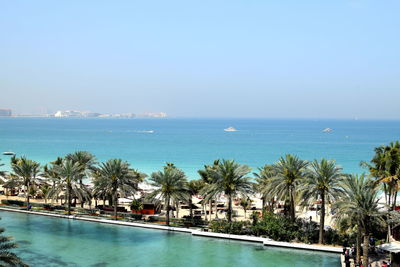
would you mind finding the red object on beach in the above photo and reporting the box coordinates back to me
[132,208,155,215]
[131,203,156,215]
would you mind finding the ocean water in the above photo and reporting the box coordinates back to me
[0,118,399,179]
[0,211,340,266]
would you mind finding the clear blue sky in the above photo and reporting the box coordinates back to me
[1,1,399,118]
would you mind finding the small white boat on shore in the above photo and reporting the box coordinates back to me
[322,128,333,133]
[2,151,15,156]
[224,127,238,132]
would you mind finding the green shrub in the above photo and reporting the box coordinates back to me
[130,214,143,220]
[1,199,25,206]
[182,216,206,226]
[251,213,299,241]
[209,220,250,235]
[293,218,319,244]
[324,228,353,247]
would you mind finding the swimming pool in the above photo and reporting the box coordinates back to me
[0,211,340,266]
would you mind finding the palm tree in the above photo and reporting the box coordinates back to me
[66,151,96,207]
[198,160,221,221]
[147,164,188,226]
[38,184,51,204]
[239,198,252,219]
[333,174,383,267]
[95,159,143,219]
[299,159,344,244]
[92,170,109,207]
[267,154,308,222]
[187,179,205,221]
[66,151,96,170]
[10,156,40,208]
[254,164,276,212]
[202,160,253,222]
[42,158,64,205]
[0,224,28,267]
[361,141,400,240]
[130,199,144,213]
[47,159,90,215]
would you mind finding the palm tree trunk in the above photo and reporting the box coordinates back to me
[262,196,266,213]
[363,231,369,267]
[189,198,193,221]
[80,179,84,208]
[176,202,179,219]
[388,190,393,241]
[166,196,170,226]
[227,195,232,222]
[114,191,118,220]
[67,184,72,215]
[209,200,212,221]
[26,181,30,208]
[319,191,325,244]
[356,227,361,265]
[53,182,56,205]
[215,198,218,219]
[289,188,295,222]
[108,195,113,206]
[271,197,276,212]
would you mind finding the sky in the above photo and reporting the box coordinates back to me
[0,0,399,119]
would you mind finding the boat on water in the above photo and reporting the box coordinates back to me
[135,130,154,133]
[2,151,16,156]
[224,127,238,132]
[322,128,333,133]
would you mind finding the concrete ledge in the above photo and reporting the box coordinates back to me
[0,207,342,254]
[262,239,343,253]
[192,230,269,243]
[0,207,192,233]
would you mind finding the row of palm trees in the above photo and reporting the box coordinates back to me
[145,154,386,267]
[2,152,144,219]
[1,144,398,267]
[254,155,386,267]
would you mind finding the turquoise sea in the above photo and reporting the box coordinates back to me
[0,118,399,178]
[0,211,340,266]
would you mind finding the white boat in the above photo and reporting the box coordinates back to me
[2,151,15,156]
[322,128,333,133]
[135,130,154,133]
[224,127,238,132]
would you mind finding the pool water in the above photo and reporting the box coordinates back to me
[0,211,340,266]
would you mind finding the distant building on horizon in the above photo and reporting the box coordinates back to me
[139,112,167,118]
[54,110,83,117]
[54,110,103,118]
[53,110,166,118]
[0,109,12,117]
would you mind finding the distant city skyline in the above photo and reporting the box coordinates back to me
[1,1,399,119]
